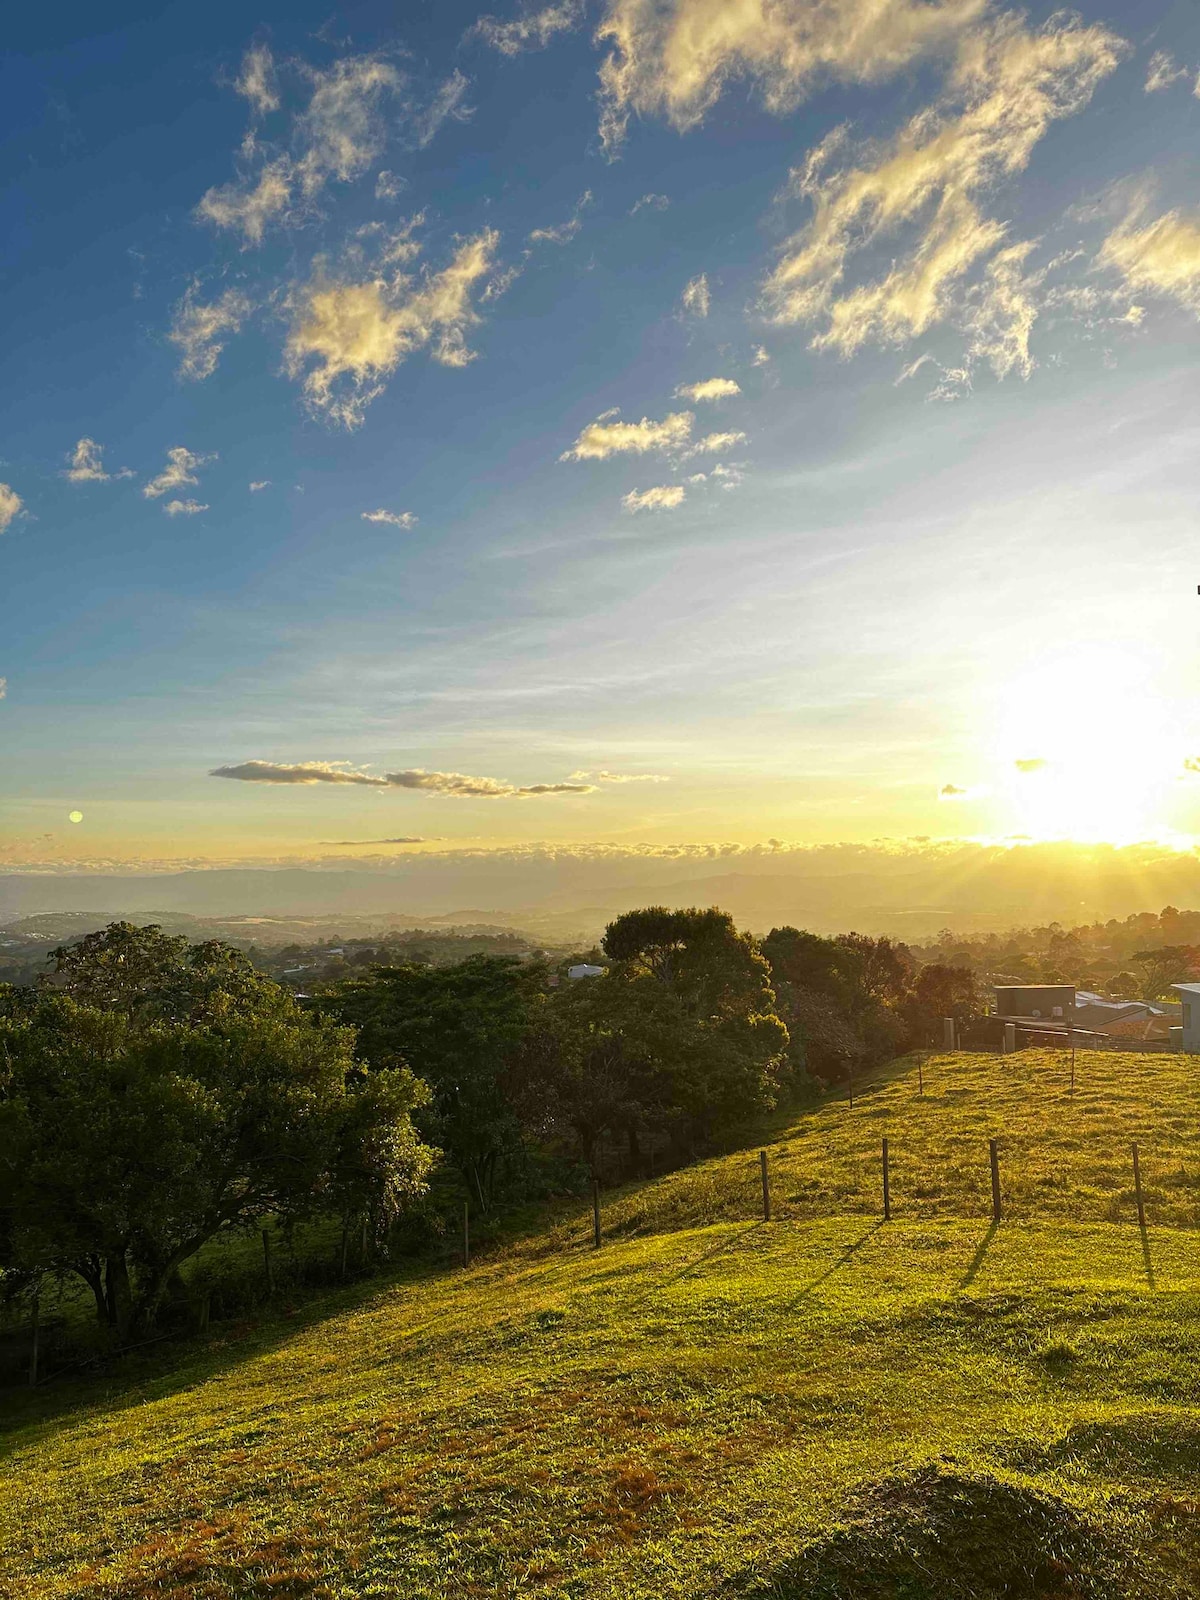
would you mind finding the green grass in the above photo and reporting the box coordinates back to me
[2,1049,1199,1599]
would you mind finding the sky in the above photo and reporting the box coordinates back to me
[4,0,1200,881]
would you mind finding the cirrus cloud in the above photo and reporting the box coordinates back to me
[362,508,418,527]
[63,438,134,484]
[761,14,1125,369]
[623,484,686,512]
[596,0,987,152]
[169,286,254,380]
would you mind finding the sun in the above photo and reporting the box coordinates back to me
[993,645,1180,844]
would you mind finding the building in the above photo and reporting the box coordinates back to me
[993,985,1076,1023]
[567,963,605,981]
[1171,983,1200,1052]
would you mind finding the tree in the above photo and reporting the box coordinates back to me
[902,963,981,1045]
[316,955,543,1212]
[1131,946,1198,1003]
[0,927,434,1339]
[599,909,788,1143]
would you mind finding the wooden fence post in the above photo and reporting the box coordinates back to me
[592,1177,602,1250]
[1132,1142,1146,1231]
[918,1057,924,1096]
[989,1139,1001,1222]
[943,1017,956,1050]
[848,1065,855,1109]
[882,1138,891,1222]
[463,1200,470,1267]
[759,1150,771,1221]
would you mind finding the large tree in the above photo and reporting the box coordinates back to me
[316,955,544,1212]
[0,925,434,1339]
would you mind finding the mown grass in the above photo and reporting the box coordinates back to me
[2,1049,1198,1600]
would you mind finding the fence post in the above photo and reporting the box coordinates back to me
[759,1149,771,1221]
[882,1138,891,1222]
[592,1177,602,1250]
[262,1227,274,1293]
[918,1057,924,1096]
[1132,1142,1146,1231]
[943,1017,956,1050]
[28,1292,39,1390]
[1003,1023,1017,1055]
[989,1139,1002,1222]
[463,1200,470,1267]
[848,1065,855,1109]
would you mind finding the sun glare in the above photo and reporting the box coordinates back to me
[994,646,1182,844]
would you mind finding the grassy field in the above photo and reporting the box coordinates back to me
[2,1049,1199,1600]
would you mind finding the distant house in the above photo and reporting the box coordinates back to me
[993,985,1076,1023]
[1171,983,1200,1052]
[567,964,605,981]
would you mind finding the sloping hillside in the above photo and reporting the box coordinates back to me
[3,1050,1199,1600]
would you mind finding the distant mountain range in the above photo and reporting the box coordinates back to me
[3,842,1199,943]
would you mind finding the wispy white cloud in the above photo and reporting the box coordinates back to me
[375,170,406,200]
[761,14,1125,367]
[0,484,21,534]
[196,155,294,246]
[570,769,670,783]
[0,678,6,700]
[63,438,134,484]
[596,0,987,153]
[143,446,216,500]
[211,759,595,796]
[679,272,710,318]
[560,408,693,460]
[169,285,254,379]
[198,52,464,247]
[471,0,584,56]
[623,484,686,512]
[630,191,669,214]
[752,344,771,365]
[1144,50,1187,93]
[249,479,271,492]
[284,230,500,427]
[674,376,740,401]
[236,42,280,115]
[362,508,418,527]
[163,498,209,516]
[1100,203,1200,314]
[411,69,473,148]
[529,189,592,245]
[687,429,747,454]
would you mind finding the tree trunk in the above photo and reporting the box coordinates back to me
[78,1257,108,1326]
[104,1252,135,1341]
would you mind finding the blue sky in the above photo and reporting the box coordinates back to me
[4,0,1200,875]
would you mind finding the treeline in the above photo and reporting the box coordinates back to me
[912,905,1200,1001]
[0,911,973,1360]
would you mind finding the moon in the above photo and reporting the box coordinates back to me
[68,810,83,824]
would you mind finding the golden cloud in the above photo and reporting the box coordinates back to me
[143,446,215,500]
[1100,206,1200,313]
[169,286,254,380]
[762,15,1124,360]
[285,231,500,427]
[675,376,741,400]
[596,0,987,152]
[561,409,693,460]
[0,483,21,534]
[622,484,686,511]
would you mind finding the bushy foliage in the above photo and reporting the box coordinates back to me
[0,925,435,1338]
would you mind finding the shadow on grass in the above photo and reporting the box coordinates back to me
[793,1220,884,1300]
[0,1256,445,1457]
[961,1221,999,1288]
